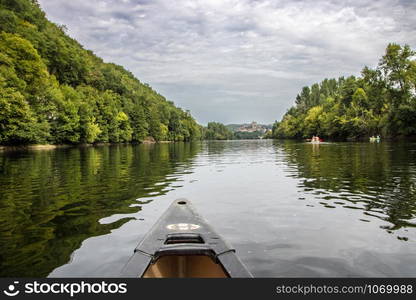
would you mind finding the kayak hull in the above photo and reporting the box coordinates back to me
[122,199,252,278]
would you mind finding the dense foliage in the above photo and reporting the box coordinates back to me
[273,44,416,140]
[203,122,234,140]
[0,0,202,145]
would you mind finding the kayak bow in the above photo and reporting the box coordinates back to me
[122,199,252,278]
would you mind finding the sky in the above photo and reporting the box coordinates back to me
[37,0,416,125]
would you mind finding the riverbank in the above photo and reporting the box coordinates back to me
[0,144,71,152]
[0,140,176,152]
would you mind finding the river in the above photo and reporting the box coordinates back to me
[0,140,415,277]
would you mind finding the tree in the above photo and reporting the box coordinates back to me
[85,118,101,144]
[116,112,133,142]
[50,85,80,143]
[0,86,42,144]
[204,122,233,140]
[304,106,324,137]
[380,44,415,101]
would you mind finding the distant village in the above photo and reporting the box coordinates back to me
[235,122,270,133]
[223,122,272,139]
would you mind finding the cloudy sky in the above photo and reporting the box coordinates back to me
[38,0,416,124]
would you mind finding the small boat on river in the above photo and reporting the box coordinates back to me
[370,135,381,143]
[307,135,323,144]
[122,199,252,278]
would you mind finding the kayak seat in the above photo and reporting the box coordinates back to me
[143,254,229,278]
[143,235,229,278]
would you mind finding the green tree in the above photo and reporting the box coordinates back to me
[50,85,81,143]
[116,111,133,142]
[0,86,41,144]
[85,118,101,144]
[204,122,233,140]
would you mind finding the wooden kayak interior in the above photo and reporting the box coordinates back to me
[142,255,229,278]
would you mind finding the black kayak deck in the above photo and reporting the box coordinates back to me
[122,199,252,278]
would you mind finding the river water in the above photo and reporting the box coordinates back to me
[0,140,415,277]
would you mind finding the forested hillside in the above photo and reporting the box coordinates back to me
[0,0,202,145]
[273,44,416,140]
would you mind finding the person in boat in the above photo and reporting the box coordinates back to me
[370,135,380,142]
[311,135,322,143]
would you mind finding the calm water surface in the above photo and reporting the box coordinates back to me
[0,140,415,277]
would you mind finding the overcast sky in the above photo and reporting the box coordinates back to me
[38,0,416,125]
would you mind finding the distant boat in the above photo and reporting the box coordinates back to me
[308,137,323,144]
[370,135,381,143]
[122,199,252,278]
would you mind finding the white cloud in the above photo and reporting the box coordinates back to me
[38,0,416,124]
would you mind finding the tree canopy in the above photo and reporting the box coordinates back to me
[203,122,234,140]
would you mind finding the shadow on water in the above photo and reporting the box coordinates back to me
[0,143,201,276]
[274,140,416,239]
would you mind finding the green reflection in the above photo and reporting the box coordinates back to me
[0,143,201,276]
[275,141,416,233]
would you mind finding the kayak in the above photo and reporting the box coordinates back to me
[122,199,252,278]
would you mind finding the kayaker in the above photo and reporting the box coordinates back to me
[312,136,321,142]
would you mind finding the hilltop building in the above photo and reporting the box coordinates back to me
[237,122,266,133]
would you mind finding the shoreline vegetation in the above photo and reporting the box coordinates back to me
[3,134,416,152]
[0,140,172,152]
[268,43,416,141]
